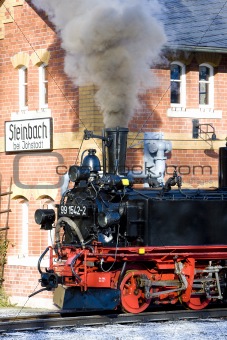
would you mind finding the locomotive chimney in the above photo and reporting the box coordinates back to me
[105,127,128,175]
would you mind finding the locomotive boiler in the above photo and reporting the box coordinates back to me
[34,127,227,313]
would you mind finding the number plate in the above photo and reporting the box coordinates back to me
[59,204,88,217]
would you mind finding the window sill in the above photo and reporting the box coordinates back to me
[11,108,52,120]
[167,107,222,119]
[39,105,49,110]
[7,255,49,267]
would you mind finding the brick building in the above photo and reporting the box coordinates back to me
[1,0,227,308]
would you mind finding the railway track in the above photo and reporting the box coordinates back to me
[1,307,227,333]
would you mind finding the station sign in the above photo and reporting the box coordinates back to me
[5,118,53,152]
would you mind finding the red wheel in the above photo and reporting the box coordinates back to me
[120,271,151,314]
[184,295,211,310]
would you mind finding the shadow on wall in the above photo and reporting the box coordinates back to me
[204,149,219,158]
[129,102,163,132]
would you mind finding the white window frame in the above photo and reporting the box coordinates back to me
[47,202,55,247]
[170,61,186,108]
[199,63,214,109]
[19,66,28,110]
[21,200,29,256]
[39,63,48,109]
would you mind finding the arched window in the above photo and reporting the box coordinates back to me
[170,62,186,107]
[39,63,48,108]
[199,63,214,107]
[19,66,28,110]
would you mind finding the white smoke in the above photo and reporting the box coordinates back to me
[32,0,167,128]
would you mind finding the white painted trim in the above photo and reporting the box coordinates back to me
[199,63,214,108]
[11,109,52,120]
[9,296,57,309]
[7,255,49,267]
[47,203,55,247]
[21,201,29,256]
[19,66,28,111]
[167,107,222,118]
[39,63,48,109]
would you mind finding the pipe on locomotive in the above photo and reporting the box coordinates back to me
[219,144,227,188]
[105,127,128,175]
[83,126,129,175]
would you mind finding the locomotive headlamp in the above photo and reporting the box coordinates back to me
[68,165,90,182]
[35,209,55,230]
[98,211,120,228]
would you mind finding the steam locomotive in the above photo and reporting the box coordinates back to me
[34,127,227,313]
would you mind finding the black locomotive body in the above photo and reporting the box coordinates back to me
[34,127,227,313]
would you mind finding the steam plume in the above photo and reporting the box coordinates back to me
[32,0,167,128]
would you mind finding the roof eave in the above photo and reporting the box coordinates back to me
[165,44,227,54]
